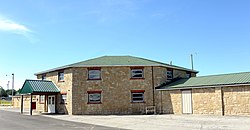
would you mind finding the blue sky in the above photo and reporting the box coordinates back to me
[0,0,250,89]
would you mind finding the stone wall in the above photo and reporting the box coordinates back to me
[192,87,222,115]
[156,86,250,116]
[37,68,73,114]
[13,95,30,108]
[13,95,43,112]
[223,86,250,116]
[71,66,155,115]
[155,90,182,114]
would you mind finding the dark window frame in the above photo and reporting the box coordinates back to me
[167,69,173,79]
[58,71,64,82]
[87,90,102,104]
[131,90,145,103]
[186,72,191,78]
[88,67,101,80]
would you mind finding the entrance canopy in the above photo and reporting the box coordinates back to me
[20,80,60,95]
[19,80,60,115]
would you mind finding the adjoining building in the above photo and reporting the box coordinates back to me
[13,56,250,116]
[156,72,250,116]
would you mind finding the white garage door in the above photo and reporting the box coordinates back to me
[182,90,193,114]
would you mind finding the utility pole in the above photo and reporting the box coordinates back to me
[191,54,194,70]
[7,81,10,90]
[12,73,14,97]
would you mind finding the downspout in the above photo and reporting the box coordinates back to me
[221,87,225,116]
[151,66,155,106]
[161,90,163,114]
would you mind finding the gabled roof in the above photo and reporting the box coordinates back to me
[158,72,250,90]
[20,80,60,94]
[35,56,198,75]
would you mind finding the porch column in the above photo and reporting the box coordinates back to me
[30,94,32,115]
[55,94,57,114]
[20,95,23,114]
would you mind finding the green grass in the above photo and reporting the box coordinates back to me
[0,100,12,105]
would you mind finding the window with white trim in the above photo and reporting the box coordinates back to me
[88,69,101,80]
[167,69,173,79]
[131,68,144,78]
[39,95,45,104]
[131,92,144,103]
[88,91,102,104]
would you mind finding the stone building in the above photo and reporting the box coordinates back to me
[156,72,250,116]
[17,56,197,115]
[15,56,250,116]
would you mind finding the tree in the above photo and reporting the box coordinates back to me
[6,89,16,96]
[16,88,21,95]
[0,86,7,97]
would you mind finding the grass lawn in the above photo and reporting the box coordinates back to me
[0,100,12,105]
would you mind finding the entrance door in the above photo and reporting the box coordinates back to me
[182,90,192,114]
[48,95,55,113]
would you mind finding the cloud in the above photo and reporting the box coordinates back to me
[0,16,38,43]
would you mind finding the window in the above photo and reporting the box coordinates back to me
[131,68,144,79]
[61,94,67,104]
[131,90,145,103]
[167,69,173,79]
[42,74,46,80]
[39,95,45,104]
[186,72,191,78]
[87,91,102,104]
[58,71,64,81]
[88,68,101,80]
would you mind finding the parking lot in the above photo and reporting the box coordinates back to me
[44,113,250,130]
[1,107,250,130]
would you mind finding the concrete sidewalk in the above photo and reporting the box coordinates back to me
[1,107,250,130]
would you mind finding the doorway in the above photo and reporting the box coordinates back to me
[182,90,193,114]
[48,95,55,113]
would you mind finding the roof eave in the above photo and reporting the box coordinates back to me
[35,64,198,75]
[157,83,250,91]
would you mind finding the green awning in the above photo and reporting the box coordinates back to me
[20,80,60,94]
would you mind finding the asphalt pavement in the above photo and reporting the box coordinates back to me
[0,110,121,130]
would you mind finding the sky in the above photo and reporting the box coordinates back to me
[0,0,250,90]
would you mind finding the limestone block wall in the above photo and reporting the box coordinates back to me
[155,90,182,114]
[153,67,167,87]
[13,95,30,108]
[156,86,250,116]
[71,66,155,115]
[223,86,250,115]
[13,95,42,112]
[37,68,73,114]
[192,87,222,115]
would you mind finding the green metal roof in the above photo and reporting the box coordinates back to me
[20,80,60,94]
[35,56,198,75]
[158,72,250,90]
